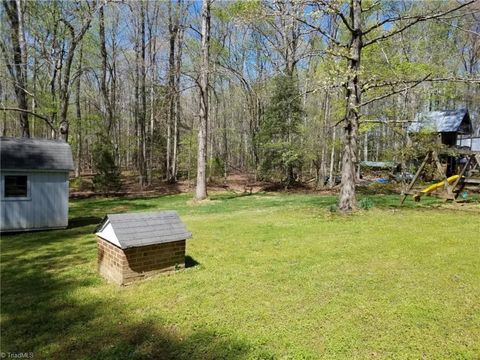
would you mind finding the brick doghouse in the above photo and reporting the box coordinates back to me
[95,211,192,285]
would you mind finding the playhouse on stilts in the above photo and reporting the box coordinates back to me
[400,109,480,204]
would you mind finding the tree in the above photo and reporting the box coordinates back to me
[1,0,29,137]
[74,44,82,178]
[92,134,122,192]
[195,0,211,200]
[57,1,101,141]
[99,4,113,134]
[133,0,147,187]
[257,75,303,185]
[166,0,185,183]
[0,0,478,195]
[300,0,476,211]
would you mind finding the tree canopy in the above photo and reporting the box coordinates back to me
[1,0,478,209]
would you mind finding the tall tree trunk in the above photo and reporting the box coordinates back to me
[328,126,337,188]
[1,0,29,137]
[99,5,113,134]
[221,85,228,179]
[280,2,300,187]
[338,0,362,211]
[318,92,330,187]
[166,0,178,182]
[49,18,60,138]
[172,18,184,182]
[110,9,119,165]
[58,48,75,141]
[134,25,140,177]
[146,1,159,185]
[363,131,368,161]
[140,3,147,185]
[31,38,38,137]
[148,37,156,185]
[195,0,210,200]
[2,90,7,136]
[134,1,147,187]
[75,45,83,178]
[58,8,97,141]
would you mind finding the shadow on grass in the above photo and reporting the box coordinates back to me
[0,228,249,359]
[68,216,103,229]
[210,191,255,201]
[69,201,165,219]
[357,184,400,195]
[185,255,200,269]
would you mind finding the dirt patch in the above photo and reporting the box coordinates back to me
[70,172,270,199]
[70,172,431,199]
[437,202,480,213]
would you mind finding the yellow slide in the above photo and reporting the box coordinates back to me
[413,175,460,201]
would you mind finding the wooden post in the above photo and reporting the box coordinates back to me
[432,151,454,200]
[453,154,480,199]
[451,155,472,193]
[400,151,431,205]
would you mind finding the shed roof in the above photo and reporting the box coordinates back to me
[408,109,472,134]
[0,137,74,171]
[359,161,398,169]
[95,211,192,249]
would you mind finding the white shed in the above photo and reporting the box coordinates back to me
[0,137,74,232]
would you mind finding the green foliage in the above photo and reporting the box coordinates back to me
[70,177,93,192]
[403,129,461,181]
[207,156,224,179]
[328,203,338,213]
[257,75,304,184]
[359,197,374,210]
[177,132,198,179]
[213,0,263,23]
[92,135,122,192]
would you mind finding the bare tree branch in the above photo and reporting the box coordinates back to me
[0,40,15,80]
[361,1,382,13]
[360,74,431,107]
[293,15,345,48]
[361,119,411,123]
[1,107,56,132]
[363,76,480,91]
[364,0,475,47]
[314,0,354,33]
[434,17,480,36]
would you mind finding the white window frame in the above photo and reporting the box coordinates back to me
[1,174,31,201]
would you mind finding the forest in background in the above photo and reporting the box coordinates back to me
[1,0,479,211]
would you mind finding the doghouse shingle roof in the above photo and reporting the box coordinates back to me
[95,211,192,249]
[0,137,74,171]
[408,109,472,134]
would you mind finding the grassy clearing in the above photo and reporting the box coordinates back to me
[1,193,479,359]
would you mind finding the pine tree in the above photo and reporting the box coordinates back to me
[258,75,303,186]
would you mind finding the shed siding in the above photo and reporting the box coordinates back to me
[1,171,69,231]
[458,137,480,152]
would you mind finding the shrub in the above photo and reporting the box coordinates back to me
[359,197,374,210]
[329,204,338,213]
[92,135,122,192]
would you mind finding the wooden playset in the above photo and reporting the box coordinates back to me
[400,109,480,204]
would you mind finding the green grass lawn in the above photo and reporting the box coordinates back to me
[1,193,479,359]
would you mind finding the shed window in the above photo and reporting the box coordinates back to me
[4,175,28,197]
